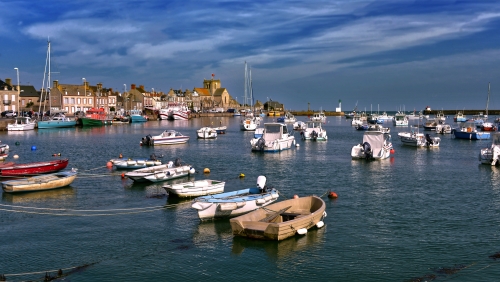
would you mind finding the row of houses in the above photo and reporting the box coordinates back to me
[0,76,284,116]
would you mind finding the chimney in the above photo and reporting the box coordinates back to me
[5,78,12,86]
[97,83,102,90]
[131,84,136,90]
[53,80,58,88]
[84,81,89,89]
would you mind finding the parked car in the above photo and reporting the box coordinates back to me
[3,110,16,118]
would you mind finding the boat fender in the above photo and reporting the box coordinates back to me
[106,161,113,168]
[189,167,195,174]
[13,155,19,159]
[271,193,279,199]
[297,228,308,235]
[256,198,266,205]
[316,221,325,228]
[166,171,171,176]
[323,211,327,218]
[293,195,299,199]
[121,173,125,179]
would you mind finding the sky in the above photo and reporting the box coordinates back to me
[1,0,500,112]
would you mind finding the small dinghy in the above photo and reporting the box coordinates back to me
[163,179,225,198]
[2,169,77,193]
[230,195,326,241]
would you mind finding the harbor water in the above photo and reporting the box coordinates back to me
[1,116,500,281]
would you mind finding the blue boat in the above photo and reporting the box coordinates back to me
[129,109,148,123]
[355,123,369,130]
[452,122,490,140]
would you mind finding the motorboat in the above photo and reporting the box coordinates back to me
[435,123,452,134]
[7,117,36,131]
[125,159,194,182]
[481,122,496,132]
[141,130,189,146]
[128,109,148,123]
[2,169,77,193]
[240,117,259,131]
[277,112,296,123]
[191,175,279,220]
[229,195,326,241]
[377,112,394,122]
[37,111,76,129]
[293,121,307,131]
[310,110,326,123]
[163,179,225,198]
[398,132,440,147]
[423,120,438,131]
[393,111,408,126]
[355,123,369,130]
[109,154,162,169]
[479,132,500,165]
[214,126,227,134]
[351,113,363,126]
[367,124,390,134]
[351,131,393,160]
[301,121,327,141]
[454,111,467,122]
[250,123,295,152]
[452,121,490,140]
[197,127,217,139]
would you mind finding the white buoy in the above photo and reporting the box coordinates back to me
[296,143,300,147]
[13,155,19,159]
[189,167,196,174]
[297,228,308,235]
[316,221,325,228]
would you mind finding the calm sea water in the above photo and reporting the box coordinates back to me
[1,116,500,281]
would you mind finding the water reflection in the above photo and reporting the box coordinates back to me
[231,226,326,261]
[193,220,233,245]
[2,187,76,204]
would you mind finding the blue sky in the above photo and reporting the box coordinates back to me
[1,0,500,112]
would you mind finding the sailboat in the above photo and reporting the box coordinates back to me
[37,40,77,129]
[240,62,259,131]
[481,83,496,131]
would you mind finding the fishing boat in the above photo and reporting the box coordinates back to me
[367,124,390,134]
[0,159,69,176]
[454,111,467,122]
[351,113,363,126]
[229,195,326,241]
[197,127,217,139]
[479,132,500,165]
[393,111,408,126]
[240,117,259,131]
[422,120,438,131]
[355,123,369,130]
[310,109,326,123]
[452,121,490,140]
[140,130,189,146]
[293,121,307,131]
[109,155,162,169]
[80,108,113,126]
[163,179,225,198]
[125,159,194,183]
[398,132,440,147]
[128,109,148,123]
[7,116,36,131]
[377,111,394,122]
[168,105,190,120]
[301,121,328,141]
[191,175,279,220]
[2,169,77,193]
[277,112,296,123]
[250,123,295,152]
[351,131,393,160]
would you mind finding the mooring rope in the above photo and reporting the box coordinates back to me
[2,262,97,277]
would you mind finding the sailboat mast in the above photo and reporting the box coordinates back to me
[39,40,50,115]
[244,62,248,109]
[486,82,490,117]
[48,40,51,111]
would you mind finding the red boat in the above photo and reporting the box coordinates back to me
[0,159,69,176]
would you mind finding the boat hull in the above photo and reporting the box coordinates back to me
[0,159,69,176]
[452,130,490,140]
[110,158,162,169]
[125,164,193,182]
[164,180,225,197]
[229,196,326,241]
[37,120,77,129]
[2,170,77,193]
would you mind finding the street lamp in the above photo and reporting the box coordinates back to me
[14,68,19,117]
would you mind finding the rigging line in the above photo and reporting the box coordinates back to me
[3,262,98,277]
[0,203,178,211]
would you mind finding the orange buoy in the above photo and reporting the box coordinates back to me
[204,168,210,174]
[121,173,125,179]
[328,191,338,199]
[293,195,299,199]
[106,161,113,168]
[390,149,395,154]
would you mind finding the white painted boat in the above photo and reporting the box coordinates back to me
[351,130,393,160]
[8,117,36,131]
[240,117,259,131]
[2,169,77,193]
[393,111,408,126]
[197,127,217,139]
[140,130,189,146]
[293,121,307,131]
[398,132,440,147]
[301,121,327,141]
[191,176,279,220]
[110,157,162,169]
[163,179,225,198]
[310,110,326,122]
[436,123,452,134]
[250,123,295,152]
[479,132,500,165]
[125,160,194,182]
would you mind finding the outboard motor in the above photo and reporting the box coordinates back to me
[362,142,372,159]
[425,134,433,145]
[144,134,152,146]
[174,158,182,167]
[150,154,157,161]
[256,175,267,193]
[311,130,318,140]
[256,137,266,150]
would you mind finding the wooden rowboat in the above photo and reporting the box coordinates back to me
[0,159,69,176]
[2,170,77,193]
[229,195,326,241]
